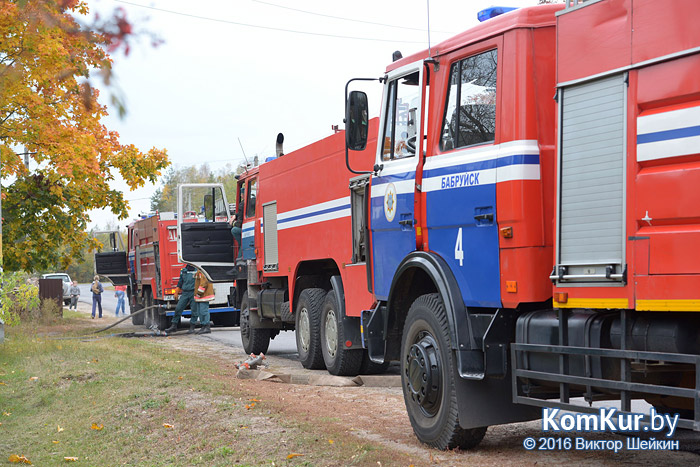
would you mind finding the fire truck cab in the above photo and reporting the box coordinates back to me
[346,0,700,450]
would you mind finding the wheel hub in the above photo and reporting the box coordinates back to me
[299,307,310,352]
[325,309,338,358]
[405,333,441,416]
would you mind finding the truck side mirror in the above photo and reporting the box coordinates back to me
[346,90,369,151]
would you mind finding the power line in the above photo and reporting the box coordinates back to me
[112,0,425,44]
[251,0,454,34]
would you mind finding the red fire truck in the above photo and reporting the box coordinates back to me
[181,0,700,451]
[95,210,239,330]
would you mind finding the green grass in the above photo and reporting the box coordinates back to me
[0,319,403,466]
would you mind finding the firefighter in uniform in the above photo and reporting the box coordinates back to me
[192,269,214,334]
[165,264,198,334]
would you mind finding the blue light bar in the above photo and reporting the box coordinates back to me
[477,6,518,22]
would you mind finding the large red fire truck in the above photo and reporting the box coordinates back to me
[95,210,239,330]
[180,0,700,451]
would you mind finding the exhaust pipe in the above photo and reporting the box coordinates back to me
[276,133,284,157]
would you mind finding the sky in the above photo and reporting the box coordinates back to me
[87,0,542,229]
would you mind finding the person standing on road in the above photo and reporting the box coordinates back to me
[193,268,215,334]
[91,275,104,318]
[114,284,127,316]
[165,264,197,334]
[69,281,80,310]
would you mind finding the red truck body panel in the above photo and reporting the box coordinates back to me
[553,0,700,311]
[252,120,379,316]
[128,214,182,299]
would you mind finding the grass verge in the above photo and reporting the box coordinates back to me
[0,317,402,466]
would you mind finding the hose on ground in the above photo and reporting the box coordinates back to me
[92,304,161,334]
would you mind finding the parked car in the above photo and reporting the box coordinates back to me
[41,273,72,305]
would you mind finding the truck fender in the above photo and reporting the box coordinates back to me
[388,251,485,379]
[329,275,363,349]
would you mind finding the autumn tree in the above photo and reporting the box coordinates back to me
[0,0,169,271]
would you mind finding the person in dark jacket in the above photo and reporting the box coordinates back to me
[165,264,197,333]
[91,275,104,318]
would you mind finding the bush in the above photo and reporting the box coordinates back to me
[0,271,41,326]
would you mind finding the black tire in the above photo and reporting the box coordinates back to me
[129,287,144,325]
[359,351,391,375]
[143,289,153,328]
[320,290,362,376]
[131,302,145,325]
[240,292,271,354]
[401,293,487,450]
[295,288,326,370]
[155,308,169,331]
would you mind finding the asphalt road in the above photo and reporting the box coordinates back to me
[76,283,131,316]
[205,327,299,358]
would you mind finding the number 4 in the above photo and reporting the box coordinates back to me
[454,228,464,266]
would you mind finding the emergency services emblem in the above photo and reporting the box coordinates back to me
[384,183,397,222]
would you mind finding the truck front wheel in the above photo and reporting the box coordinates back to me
[320,290,362,376]
[401,293,487,450]
[240,292,271,354]
[295,288,326,370]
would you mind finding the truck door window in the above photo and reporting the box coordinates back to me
[246,178,258,218]
[382,71,420,161]
[440,49,497,151]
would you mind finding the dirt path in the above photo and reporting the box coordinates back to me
[131,331,700,467]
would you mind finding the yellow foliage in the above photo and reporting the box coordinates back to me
[0,0,169,271]
[8,454,32,464]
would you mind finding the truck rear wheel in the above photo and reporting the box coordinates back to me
[144,289,154,328]
[295,288,326,370]
[320,290,362,376]
[155,309,169,331]
[131,303,144,325]
[240,292,271,354]
[129,287,145,326]
[401,293,487,450]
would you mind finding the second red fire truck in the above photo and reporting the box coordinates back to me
[180,0,700,451]
[96,210,239,329]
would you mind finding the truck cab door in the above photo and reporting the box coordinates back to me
[423,46,502,307]
[370,62,425,300]
[94,231,130,286]
[177,183,234,281]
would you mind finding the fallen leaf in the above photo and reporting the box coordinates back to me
[248,398,261,402]
[163,423,173,429]
[29,377,38,381]
[8,454,32,464]
[0,382,6,385]
[57,425,64,432]
[91,423,104,430]
[3,412,11,416]
[52,441,59,444]
[286,453,303,459]
[64,457,78,462]
[178,376,183,380]
[328,439,334,444]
